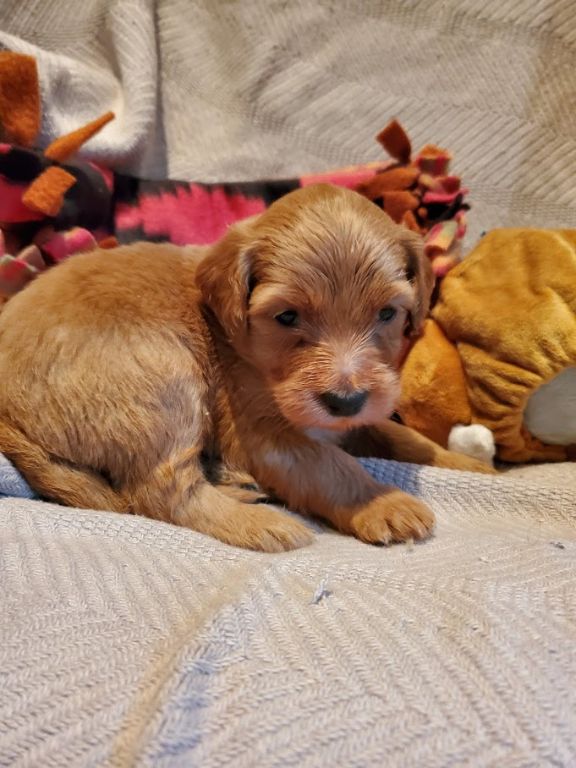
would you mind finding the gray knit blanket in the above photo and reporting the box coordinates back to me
[1,1,576,766]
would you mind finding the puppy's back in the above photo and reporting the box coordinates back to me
[0,242,201,330]
[0,242,209,483]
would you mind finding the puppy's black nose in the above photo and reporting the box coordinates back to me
[319,390,368,417]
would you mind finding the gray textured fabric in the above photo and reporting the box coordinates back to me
[1,462,575,767]
[0,455,34,499]
[1,1,576,766]
[1,0,576,246]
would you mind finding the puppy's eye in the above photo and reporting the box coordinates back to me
[379,306,397,324]
[275,310,298,327]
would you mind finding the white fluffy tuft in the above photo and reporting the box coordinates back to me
[448,424,496,465]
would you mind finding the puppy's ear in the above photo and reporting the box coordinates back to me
[402,230,434,336]
[195,223,256,338]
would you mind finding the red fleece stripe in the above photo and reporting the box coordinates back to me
[0,178,44,222]
[88,162,113,191]
[301,162,387,190]
[116,184,267,245]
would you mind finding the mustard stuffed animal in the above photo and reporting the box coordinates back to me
[398,228,576,464]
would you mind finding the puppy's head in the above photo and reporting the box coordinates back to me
[196,184,433,431]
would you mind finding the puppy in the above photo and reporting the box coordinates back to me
[0,184,490,552]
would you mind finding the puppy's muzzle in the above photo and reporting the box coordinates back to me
[319,390,368,417]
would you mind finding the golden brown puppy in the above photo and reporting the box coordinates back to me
[0,184,490,552]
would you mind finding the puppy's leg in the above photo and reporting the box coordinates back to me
[125,449,313,552]
[253,440,435,545]
[1,422,310,552]
[345,420,497,474]
[0,419,127,512]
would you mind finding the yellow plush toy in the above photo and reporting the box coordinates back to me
[397,228,576,464]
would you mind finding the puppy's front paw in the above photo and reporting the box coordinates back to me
[349,491,435,545]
